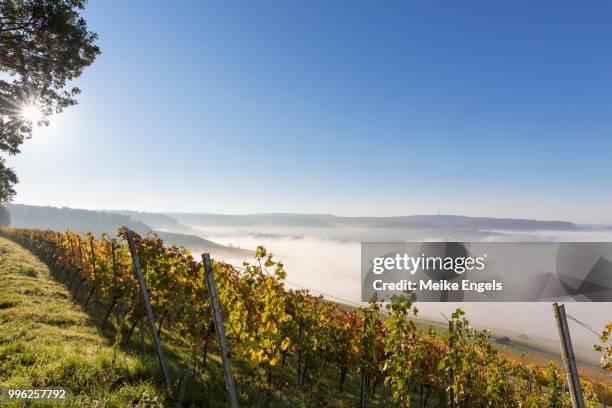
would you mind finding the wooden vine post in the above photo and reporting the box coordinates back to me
[85,236,97,311]
[75,238,85,299]
[111,240,120,325]
[448,320,455,408]
[68,237,78,288]
[359,322,367,408]
[553,303,585,408]
[126,230,171,389]
[202,253,239,408]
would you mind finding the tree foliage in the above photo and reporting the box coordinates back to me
[0,0,99,201]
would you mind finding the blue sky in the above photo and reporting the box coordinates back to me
[9,0,612,223]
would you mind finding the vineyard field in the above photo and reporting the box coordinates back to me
[0,227,610,407]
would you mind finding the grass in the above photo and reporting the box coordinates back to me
[0,237,389,407]
[0,237,166,407]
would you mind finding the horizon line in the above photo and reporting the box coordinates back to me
[7,201,610,227]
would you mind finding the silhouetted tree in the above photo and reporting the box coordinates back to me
[0,0,100,201]
[0,204,9,226]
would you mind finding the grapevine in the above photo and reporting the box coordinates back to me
[1,227,609,406]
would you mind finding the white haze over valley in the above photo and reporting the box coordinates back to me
[7,202,607,363]
[182,224,612,361]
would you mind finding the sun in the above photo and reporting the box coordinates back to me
[20,104,45,124]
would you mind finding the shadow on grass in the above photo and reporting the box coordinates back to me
[42,264,239,407]
[7,243,393,407]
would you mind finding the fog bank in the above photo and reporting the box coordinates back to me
[184,225,611,359]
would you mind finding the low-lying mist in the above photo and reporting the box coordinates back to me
[188,225,610,360]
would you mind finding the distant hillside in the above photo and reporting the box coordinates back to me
[4,204,249,258]
[167,212,578,231]
[5,204,580,256]
[327,214,578,231]
[5,203,150,235]
[167,212,337,228]
[105,210,196,232]
[155,231,251,258]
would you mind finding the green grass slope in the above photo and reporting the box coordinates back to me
[0,236,388,407]
[0,236,165,407]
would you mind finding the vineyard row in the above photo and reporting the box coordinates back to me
[0,227,608,407]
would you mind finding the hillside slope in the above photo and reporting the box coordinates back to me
[4,203,250,258]
[167,212,579,230]
[5,203,151,235]
[0,237,165,406]
[0,235,379,407]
